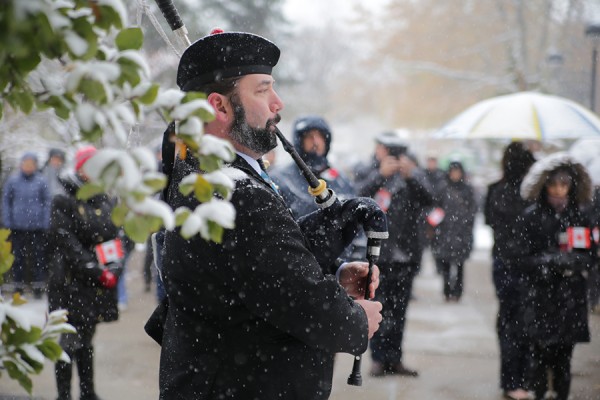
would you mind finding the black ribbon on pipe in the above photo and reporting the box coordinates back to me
[154,0,185,31]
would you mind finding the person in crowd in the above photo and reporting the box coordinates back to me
[431,161,477,302]
[423,155,447,256]
[41,148,67,289]
[513,152,595,400]
[271,115,355,217]
[48,145,124,400]
[424,156,446,191]
[144,30,383,399]
[354,131,434,377]
[115,235,134,311]
[587,160,600,314]
[1,152,51,297]
[484,142,536,400]
[270,115,365,260]
[42,148,67,198]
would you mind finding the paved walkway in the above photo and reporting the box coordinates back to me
[1,243,599,399]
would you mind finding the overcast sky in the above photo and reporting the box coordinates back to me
[283,0,388,28]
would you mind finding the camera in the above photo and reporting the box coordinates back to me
[386,145,407,158]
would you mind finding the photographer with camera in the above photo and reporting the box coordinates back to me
[353,131,434,377]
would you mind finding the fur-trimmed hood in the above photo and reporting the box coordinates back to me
[520,151,592,204]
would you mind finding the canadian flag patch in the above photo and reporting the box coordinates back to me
[374,189,392,213]
[567,227,591,250]
[426,208,445,227]
[95,238,125,265]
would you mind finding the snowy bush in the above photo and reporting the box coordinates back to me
[0,0,236,243]
[0,0,237,392]
[0,290,76,394]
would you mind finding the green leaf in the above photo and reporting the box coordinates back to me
[0,228,14,279]
[16,349,44,374]
[130,99,141,118]
[143,175,166,192]
[4,361,32,394]
[20,92,35,114]
[178,134,199,152]
[181,92,213,122]
[207,221,224,243]
[194,175,213,203]
[38,340,65,362]
[123,215,161,243]
[213,184,230,200]
[118,62,141,87]
[95,5,124,31]
[199,155,222,173]
[78,78,106,103]
[191,107,215,123]
[179,179,194,196]
[77,183,104,200]
[111,204,128,227]
[5,326,42,347]
[115,27,143,51]
[80,124,104,143]
[124,218,146,243]
[34,12,64,59]
[183,91,207,102]
[138,83,159,105]
[46,96,72,119]
[174,209,191,226]
[14,53,41,75]
[8,91,35,114]
[70,17,98,60]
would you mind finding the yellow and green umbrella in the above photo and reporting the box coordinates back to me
[435,92,600,140]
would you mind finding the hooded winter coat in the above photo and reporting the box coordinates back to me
[270,115,356,218]
[513,152,595,345]
[484,148,535,261]
[47,174,120,325]
[155,155,368,400]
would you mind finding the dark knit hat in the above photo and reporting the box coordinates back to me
[48,148,66,161]
[177,29,281,91]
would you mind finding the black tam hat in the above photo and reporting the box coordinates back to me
[177,29,281,91]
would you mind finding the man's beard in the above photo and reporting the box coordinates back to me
[229,95,279,155]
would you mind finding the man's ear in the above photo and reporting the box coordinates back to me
[207,93,230,122]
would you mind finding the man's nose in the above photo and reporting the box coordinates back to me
[271,92,284,113]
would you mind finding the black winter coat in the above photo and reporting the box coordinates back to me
[432,179,477,263]
[514,202,594,345]
[47,175,119,325]
[484,179,533,260]
[156,155,368,400]
[356,165,433,264]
